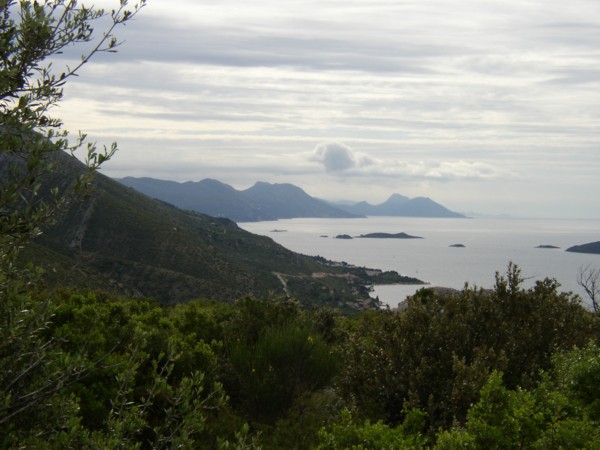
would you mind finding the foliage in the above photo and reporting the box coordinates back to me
[435,344,600,449]
[229,324,338,423]
[549,341,600,421]
[336,263,599,432]
[0,290,253,448]
[1,0,144,440]
[267,389,345,450]
[1,267,599,447]
[221,297,340,424]
[317,408,428,449]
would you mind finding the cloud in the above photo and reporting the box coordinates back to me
[309,143,512,181]
[371,160,513,182]
[311,142,376,173]
[422,161,510,181]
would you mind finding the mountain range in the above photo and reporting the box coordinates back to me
[117,177,465,221]
[5,152,420,309]
[117,177,359,222]
[327,193,465,218]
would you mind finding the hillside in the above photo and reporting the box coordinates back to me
[330,193,466,218]
[118,177,360,222]
[11,152,418,308]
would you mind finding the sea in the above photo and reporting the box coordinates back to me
[239,217,600,309]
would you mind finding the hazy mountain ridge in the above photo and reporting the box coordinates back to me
[118,176,465,221]
[118,177,360,222]
[328,193,466,218]
[118,177,275,221]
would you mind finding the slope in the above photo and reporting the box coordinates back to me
[13,153,412,308]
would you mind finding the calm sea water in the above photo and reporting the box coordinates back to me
[239,217,600,308]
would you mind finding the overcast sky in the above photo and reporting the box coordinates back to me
[57,0,600,218]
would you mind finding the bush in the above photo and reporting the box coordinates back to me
[337,264,600,431]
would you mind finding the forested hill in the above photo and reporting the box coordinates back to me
[14,152,415,307]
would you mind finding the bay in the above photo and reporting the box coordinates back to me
[239,217,600,309]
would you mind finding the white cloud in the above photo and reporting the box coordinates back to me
[311,142,376,173]
[308,143,512,181]
[423,161,512,181]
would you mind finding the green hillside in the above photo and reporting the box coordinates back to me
[25,153,418,308]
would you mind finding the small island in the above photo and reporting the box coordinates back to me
[536,245,560,249]
[335,234,353,239]
[566,241,600,254]
[449,244,465,248]
[356,232,423,239]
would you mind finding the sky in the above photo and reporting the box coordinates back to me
[56,0,600,218]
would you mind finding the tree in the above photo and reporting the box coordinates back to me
[336,264,599,433]
[577,264,600,314]
[0,0,145,437]
[435,343,600,449]
[1,0,145,266]
[317,408,428,450]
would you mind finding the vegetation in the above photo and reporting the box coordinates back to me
[1,272,598,447]
[7,150,419,309]
[2,1,600,448]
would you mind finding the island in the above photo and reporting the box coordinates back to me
[356,232,423,239]
[449,244,466,248]
[335,234,353,239]
[536,245,560,249]
[566,241,600,254]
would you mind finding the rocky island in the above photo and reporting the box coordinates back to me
[357,232,423,239]
[566,241,600,254]
[536,245,560,249]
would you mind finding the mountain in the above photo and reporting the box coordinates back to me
[241,181,358,219]
[117,176,464,220]
[118,177,274,221]
[330,194,466,218]
[117,177,360,222]
[5,152,414,309]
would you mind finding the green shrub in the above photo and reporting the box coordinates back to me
[228,324,339,423]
